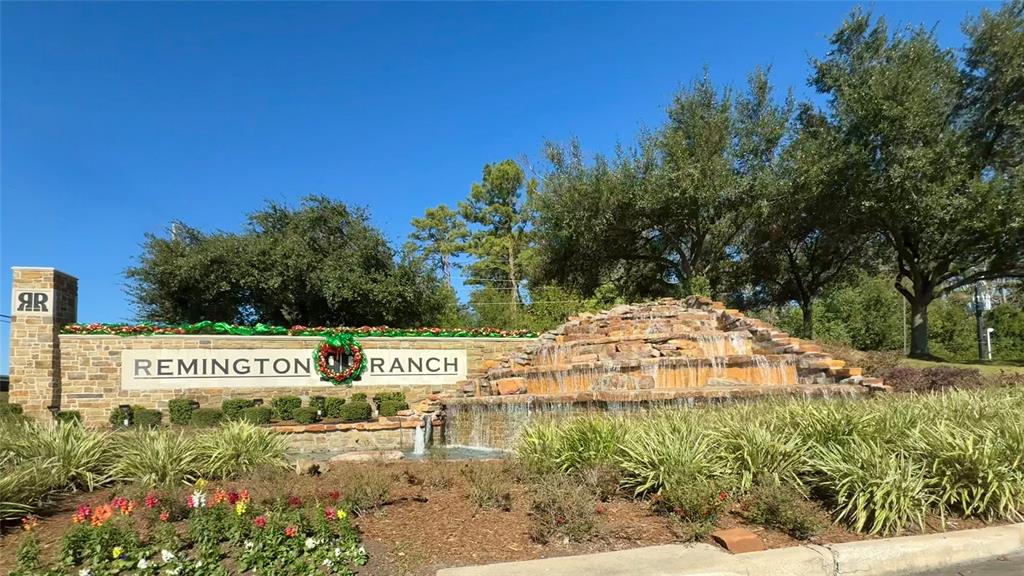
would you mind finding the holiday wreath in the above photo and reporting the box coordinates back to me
[313,334,366,386]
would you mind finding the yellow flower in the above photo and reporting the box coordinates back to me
[336,509,347,521]
[195,478,208,491]
[112,546,124,559]
[235,501,247,516]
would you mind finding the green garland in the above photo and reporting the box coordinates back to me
[313,334,366,386]
[61,321,536,338]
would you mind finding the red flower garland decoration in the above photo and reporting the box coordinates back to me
[313,334,366,386]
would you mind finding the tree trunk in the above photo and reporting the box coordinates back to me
[909,295,931,359]
[800,299,814,340]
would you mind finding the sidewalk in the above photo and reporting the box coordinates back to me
[436,524,1024,576]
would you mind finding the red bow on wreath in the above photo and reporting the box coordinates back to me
[313,334,366,386]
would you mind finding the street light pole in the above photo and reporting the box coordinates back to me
[974,283,987,362]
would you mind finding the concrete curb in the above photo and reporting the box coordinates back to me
[435,523,1024,576]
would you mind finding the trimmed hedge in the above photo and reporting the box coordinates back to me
[350,392,368,403]
[379,399,409,417]
[324,397,346,419]
[133,406,163,428]
[338,400,372,423]
[109,407,134,429]
[168,398,196,425]
[191,408,223,427]
[293,406,321,425]
[222,398,255,420]
[239,406,272,425]
[271,396,302,421]
[56,410,82,425]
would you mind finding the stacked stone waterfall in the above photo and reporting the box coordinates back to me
[455,296,884,400]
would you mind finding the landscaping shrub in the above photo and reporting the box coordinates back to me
[222,398,255,420]
[378,398,409,417]
[271,395,302,421]
[109,429,201,487]
[575,463,622,501]
[338,400,372,422]
[239,406,272,425]
[0,402,24,419]
[324,397,346,418]
[167,398,196,425]
[462,464,512,511]
[190,408,223,428]
[194,420,289,479]
[746,482,824,540]
[342,468,393,514]
[310,395,327,415]
[293,406,321,424]
[528,473,601,543]
[109,407,133,429]
[56,411,82,425]
[350,392,368,403]
[132,406,163,428]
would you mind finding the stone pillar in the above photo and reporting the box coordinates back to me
[8,267,77,418]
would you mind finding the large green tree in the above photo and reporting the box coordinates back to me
[405,204,468,286]
[812,7,1024,357]
[534,69,792,299]
[459,160,536,308]
[126,196,452,327]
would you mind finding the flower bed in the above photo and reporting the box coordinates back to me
[61,321,536,338]
[12,481,366,576]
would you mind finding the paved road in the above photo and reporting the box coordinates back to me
[907,552,1024,576]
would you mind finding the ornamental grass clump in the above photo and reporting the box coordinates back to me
[517,387,1024,536]
[195,421,289,480]
[4,419,114,491]
[110,429,201,487]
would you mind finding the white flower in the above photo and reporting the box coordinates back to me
[244,540,253,549]
[189,491,207,508]
[334,547,342,557]
[79,570,92,576]
[161,549,176,563]
[166,568,181,576]
[358,545,366,555]
[305,537,317,549]
[322,558,333,567]
[138,558,150,569]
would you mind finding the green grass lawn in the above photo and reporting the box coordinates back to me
[902,357,1024,375]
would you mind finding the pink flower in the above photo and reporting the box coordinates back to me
[284,525,298,538]
[253,515,267,528]
[145,493,160,509]
[324,507,336,521]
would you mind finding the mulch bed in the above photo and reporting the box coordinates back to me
[0,460,1002,576]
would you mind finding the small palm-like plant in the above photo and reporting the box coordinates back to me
[4,420,112,490]
[110,428,201,487]
[195,420,289,479]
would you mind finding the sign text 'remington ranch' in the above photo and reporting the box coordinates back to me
[120,348,468,390]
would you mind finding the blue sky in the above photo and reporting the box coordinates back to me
[0,1,998,372]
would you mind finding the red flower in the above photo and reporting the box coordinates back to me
[718,491,729,502]
[227,491,240,505]
[73,504,92,524]
[239,489,250,502]
[327,490,341,502]
[287,496,303,508]
[253,515,267,528]
[284,525,298,538]
[324,507,336,521]
[159,510,170,522]
[145,493,160,509]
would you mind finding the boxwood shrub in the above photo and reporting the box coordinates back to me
[351,392,368,403]
[310,395,327,415]
[56,410,82,425]
[338,400,373,423]
[293,406,321,425]
[324,397,346,418]
[133,406,163,428]
[271,396,302,421]
[222,398,255,420]
[191,407,223,427]
[109,407,133,429]
[168,398,196,425]
[239,406,272,425]
[379,399,410,417]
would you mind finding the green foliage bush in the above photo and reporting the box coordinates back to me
[132,406,163,428]
[338,400,372,422]
[350,392,368,403]
[342,468,393,514]
[239,406,272,425]
[190,408,223,428]
[746,482,824,540]
[109,407,133,429]
[167,398,196,425]
[194,420,289,479]
[271,396,302,421]
[293,406,320,424]
[528,474,600,543]
[221,398,255,420]
[310,395,327,415]
[378,399,409,417]
[0,402,24,419]
[324,397,346,418]
[55,411,81,425]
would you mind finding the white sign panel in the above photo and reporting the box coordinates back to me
[11,289,54,317]
[120,348,467,390]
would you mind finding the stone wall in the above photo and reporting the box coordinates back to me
[57,335,528,426]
